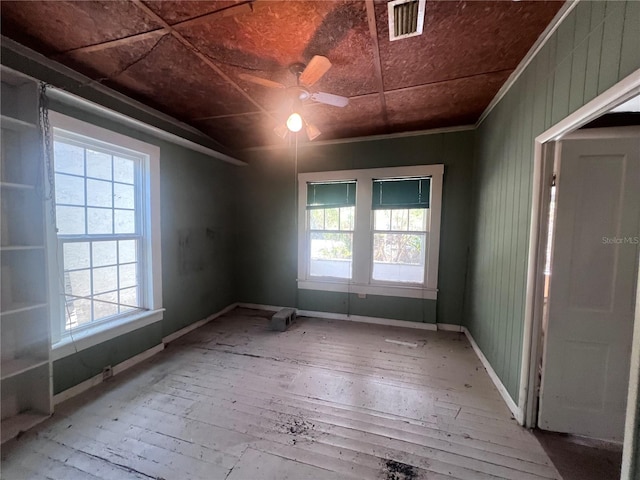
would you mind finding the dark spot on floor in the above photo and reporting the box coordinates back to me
[384,459,418,480]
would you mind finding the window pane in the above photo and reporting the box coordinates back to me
[86,178,112,208]
[119,240,137,263]
[64,269,91,298]
[114,156,135,184]
[64,296,91,330]
[391,209,408,231]
[92,266,117,294]
[408,209,428,231]
[119,263,137,289]
[87,207,113,234]
[54,142,84,175]
[63,242,90,270]
[372,233,426,283]
[309,209,324,230]
[94,291,119,320]
[339,207,355,231]
[374,210,391,230]
[309,232,352,279]
[57,206,85,234]
[55,173,84,205]
[92,241,117,267]
[86,150,112,180]
[119,286,139,311]
[325,208,339,230]
[114,183,134,209]
[114,209,135,234]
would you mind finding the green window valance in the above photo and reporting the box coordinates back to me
[306,181,356,209]
[372,177,430,209]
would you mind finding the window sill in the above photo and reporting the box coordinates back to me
[297,279,437,300]
[52,309,164,361]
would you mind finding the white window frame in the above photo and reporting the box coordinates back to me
[46,112,163,359]
[298,165,443,300]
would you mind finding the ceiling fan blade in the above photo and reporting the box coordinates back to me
[238,73,285,89]
[311,92,349,108]
[305,122,322,141]
[274,123,289,139]
[299,55,332,87]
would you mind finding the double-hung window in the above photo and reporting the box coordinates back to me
[307,181,356,279]
[47,112,162,354]
[298,165,443,299]
[372,178,430,284]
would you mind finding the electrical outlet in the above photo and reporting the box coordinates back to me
[102,365,113,381]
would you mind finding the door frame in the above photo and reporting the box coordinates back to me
[519,68,640,475]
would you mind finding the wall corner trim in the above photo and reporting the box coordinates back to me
[463,326,524,424]
[53,343,164,406]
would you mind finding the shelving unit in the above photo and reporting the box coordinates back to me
[1,68,52,443]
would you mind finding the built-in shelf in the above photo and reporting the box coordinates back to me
[1,115,37,132]
[1,412,50,444]
[1,245,44,252]
[1,357,49,381]
[0,302,48,317]
[1,70,52,445]
[0,182,36,191]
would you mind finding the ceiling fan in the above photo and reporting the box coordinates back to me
[238,55,349,141]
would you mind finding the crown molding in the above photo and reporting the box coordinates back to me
[243,124,476,152]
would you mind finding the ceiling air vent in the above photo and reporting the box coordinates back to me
[388,0,426,41]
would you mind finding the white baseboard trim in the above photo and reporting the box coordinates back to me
[437,323,464,332]
[53,343,164,405]
[237,302,438,331]
[162,302,239,344]
[462,326,524,424]
[54,302,239,406]
[298,309,438,331]
[236,302,283,313]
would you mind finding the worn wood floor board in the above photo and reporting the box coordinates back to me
[145,381,555,478]
[1,309,560,480]
[181,331,506,399]
[174,353,509,417]
[149,374,552,467]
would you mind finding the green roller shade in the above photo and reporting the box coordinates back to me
[372,177,430,209]
[307,181,356,209]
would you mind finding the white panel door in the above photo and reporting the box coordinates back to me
[538,135,640,441]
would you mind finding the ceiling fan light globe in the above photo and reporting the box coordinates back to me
[286,113,303,132]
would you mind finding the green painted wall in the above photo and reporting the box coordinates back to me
[236,130,475,325]
[0,49,242,394]
[465,0,640,401]
[46,102,240,394]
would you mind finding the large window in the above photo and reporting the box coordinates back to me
[47,112,162,353]
[298,165,443,299]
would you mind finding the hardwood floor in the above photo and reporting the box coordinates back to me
[1,308,561,479]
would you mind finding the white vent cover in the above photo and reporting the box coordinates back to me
[388,0,426,41]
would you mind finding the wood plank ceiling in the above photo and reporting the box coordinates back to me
[1,0,564,151]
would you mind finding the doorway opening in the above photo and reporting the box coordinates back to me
[520,70,640,480]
